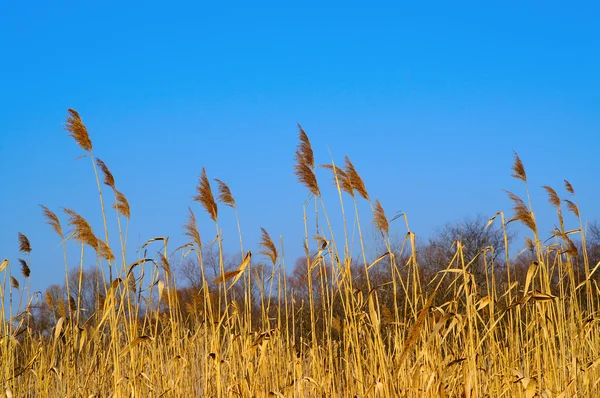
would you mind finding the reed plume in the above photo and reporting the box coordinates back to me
[44,290,54,310]
[564,199,579,218]
[18,232,31,253]
[113,189,131,219]
[40,205,64,238]
[19,259,30,278]
[259,228,278,265]
[183,208,202,248]
[69,296,77,313]
[505,191,536,232]
[65,108,92,153]
[11,276,19,290]
[321,164,353,197]
[314,234,328,250]
[564,179,575,195]
[373,199,389,235]
[63,208,98,248]
[525,237,535,252]
[344,156,369,201]
[95,158,115,189]
[511,152,527,182]
[563,236,579,257]
[128,272,137,293]
[541,185,561,208]
[158,252,172,278]
[96,239,115,261]
[193,168,218,222]
[294,124,320,196]
[214,179,236,208]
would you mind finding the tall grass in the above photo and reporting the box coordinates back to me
[1,110,599,397]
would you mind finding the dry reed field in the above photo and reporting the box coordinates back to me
[2,109,600,397]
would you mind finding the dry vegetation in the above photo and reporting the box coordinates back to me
[2,110,600,397]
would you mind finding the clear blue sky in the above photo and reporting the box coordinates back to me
[1,1,598,294]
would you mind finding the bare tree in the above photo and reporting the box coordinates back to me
[587,221,600,267]
[421,215,514,285]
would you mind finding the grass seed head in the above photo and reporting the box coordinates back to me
[214,178,236,209]
[564,199,579,218]
[11,276,19,289]
[511,152,527,182]
[294,124,320,196]
[183,208,202,248]
[65,108,93,153]
[505,191,536,232]
[113,189,131,219]
[19,259,30,278]
[321,163,354,197]
[344,156,369,201]
[259,228,278,265]
[18,232,31,253]
[40,205,64,238]
[96,239,115,261]
[564,179,575,195]
[63,208,98,248]
[95,158,115,189]
[45,290,54,310]
[193,167,218,222]
[69,295,77,313]
[541,185,561,208]
[373,199,389,235]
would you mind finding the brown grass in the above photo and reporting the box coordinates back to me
[65,108,92,153]
[511,151,527,182]
[17,232,31,253]
[373,199,389,235]
[294,124,320,196]
[214,178,236,208]
[193,167,218,222]
[259,227,278,266]
[1,111,599,397]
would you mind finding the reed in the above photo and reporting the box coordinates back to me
[1,110,599,397]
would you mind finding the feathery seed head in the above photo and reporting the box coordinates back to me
[344,156,369,201]
[564,179,575,195]
[11,276,19,290]
[95,158,115,189]
[321,164,354,197]
[294,125,320,197]
[259,228,278,266]
[504,190,536,232]
[69,295,77,313]
[96,239,115,261]
[158,252,172,277]
[113,189,131,219]
[214,178,236,209]
[19,259,30,278]
[45,290,54,310]
[63,208,98,248]
[564,199,580,218]
[541,186,561,208]
[193,168,218,222]
[511,152,527,182]
[183,207,202,248]
[296,124,314,168]
[564,237,578,257]
[65,108,93,152]
[18,232,31,253]
[40,205,64,238]
[373,199,389,235]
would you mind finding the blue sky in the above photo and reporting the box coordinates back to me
[1,1,599,293]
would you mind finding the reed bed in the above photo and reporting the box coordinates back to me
[1,110,599,397]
